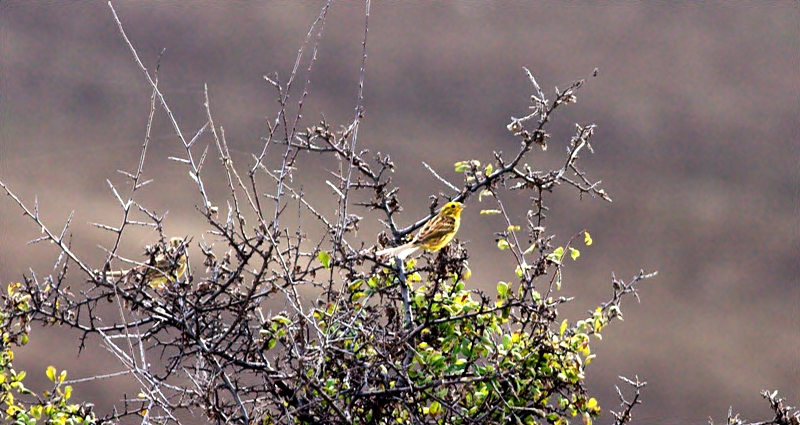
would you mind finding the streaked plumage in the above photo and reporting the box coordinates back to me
[100,237,187,289]
[376,201,463,260]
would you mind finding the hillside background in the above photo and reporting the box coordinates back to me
[1,2,797,423]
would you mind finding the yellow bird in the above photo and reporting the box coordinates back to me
[376,201,463,260]
[100,237,187,289]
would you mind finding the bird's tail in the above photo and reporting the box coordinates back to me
[375,243,419,260]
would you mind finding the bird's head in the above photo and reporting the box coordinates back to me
[166,237,189,258]
[441,201,463,217]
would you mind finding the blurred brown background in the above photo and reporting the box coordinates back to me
[1,1,797,423]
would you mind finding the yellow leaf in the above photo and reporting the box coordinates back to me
[271,315,292,325]
[429,400,441,416]
[480,209,501,215]
[497,239,511,250]
[584,231,593,246]
[523,243,538,255]
[348,279,364,291]
[46,365,56,382]
[6,403,19,416]
[454,160,480,172]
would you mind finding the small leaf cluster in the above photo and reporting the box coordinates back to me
[262,238,612,425]
[0,284,96,425]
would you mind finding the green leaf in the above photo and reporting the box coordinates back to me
[548,247,564,262]
[496,239,511,250]
[317,251,332,269]
[367,276,380,288]
[29,405,42,420]
[560,319,568,337]
[569,247,580,260]
[497,281,509,299]
[502,334,512,350]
